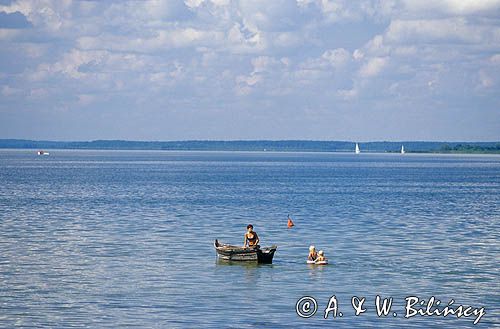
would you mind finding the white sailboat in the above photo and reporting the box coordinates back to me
[355,143,360,154]
[401,145,405,154]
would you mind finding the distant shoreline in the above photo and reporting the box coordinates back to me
[1,139,499,154]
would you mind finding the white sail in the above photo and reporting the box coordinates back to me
[355,143,360,154]
[401,145,405,154]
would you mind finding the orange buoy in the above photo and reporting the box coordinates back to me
[287,216,295,228]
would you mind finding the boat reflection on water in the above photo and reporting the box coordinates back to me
[215,257,274,268]
[215,258,275,284]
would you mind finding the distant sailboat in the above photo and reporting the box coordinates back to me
[401,145,405,154]
[355,143,360,154]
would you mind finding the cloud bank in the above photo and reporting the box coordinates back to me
[0,0,499,140]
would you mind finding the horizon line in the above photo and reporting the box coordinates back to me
[1,138,499,143]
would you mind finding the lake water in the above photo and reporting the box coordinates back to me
[0,150,499,328]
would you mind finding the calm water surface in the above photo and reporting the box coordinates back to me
[0,150,499,328]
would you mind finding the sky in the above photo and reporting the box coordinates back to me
[0,0,499,141]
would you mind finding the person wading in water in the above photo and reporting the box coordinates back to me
[308,245,318,262]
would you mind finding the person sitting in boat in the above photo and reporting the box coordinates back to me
[243,224,260,248]
[316,250,327,263]
[308,245,318,261]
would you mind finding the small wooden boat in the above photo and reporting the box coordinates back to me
[214,239,277,264]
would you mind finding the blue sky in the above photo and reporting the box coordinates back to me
[0,0,499,141]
